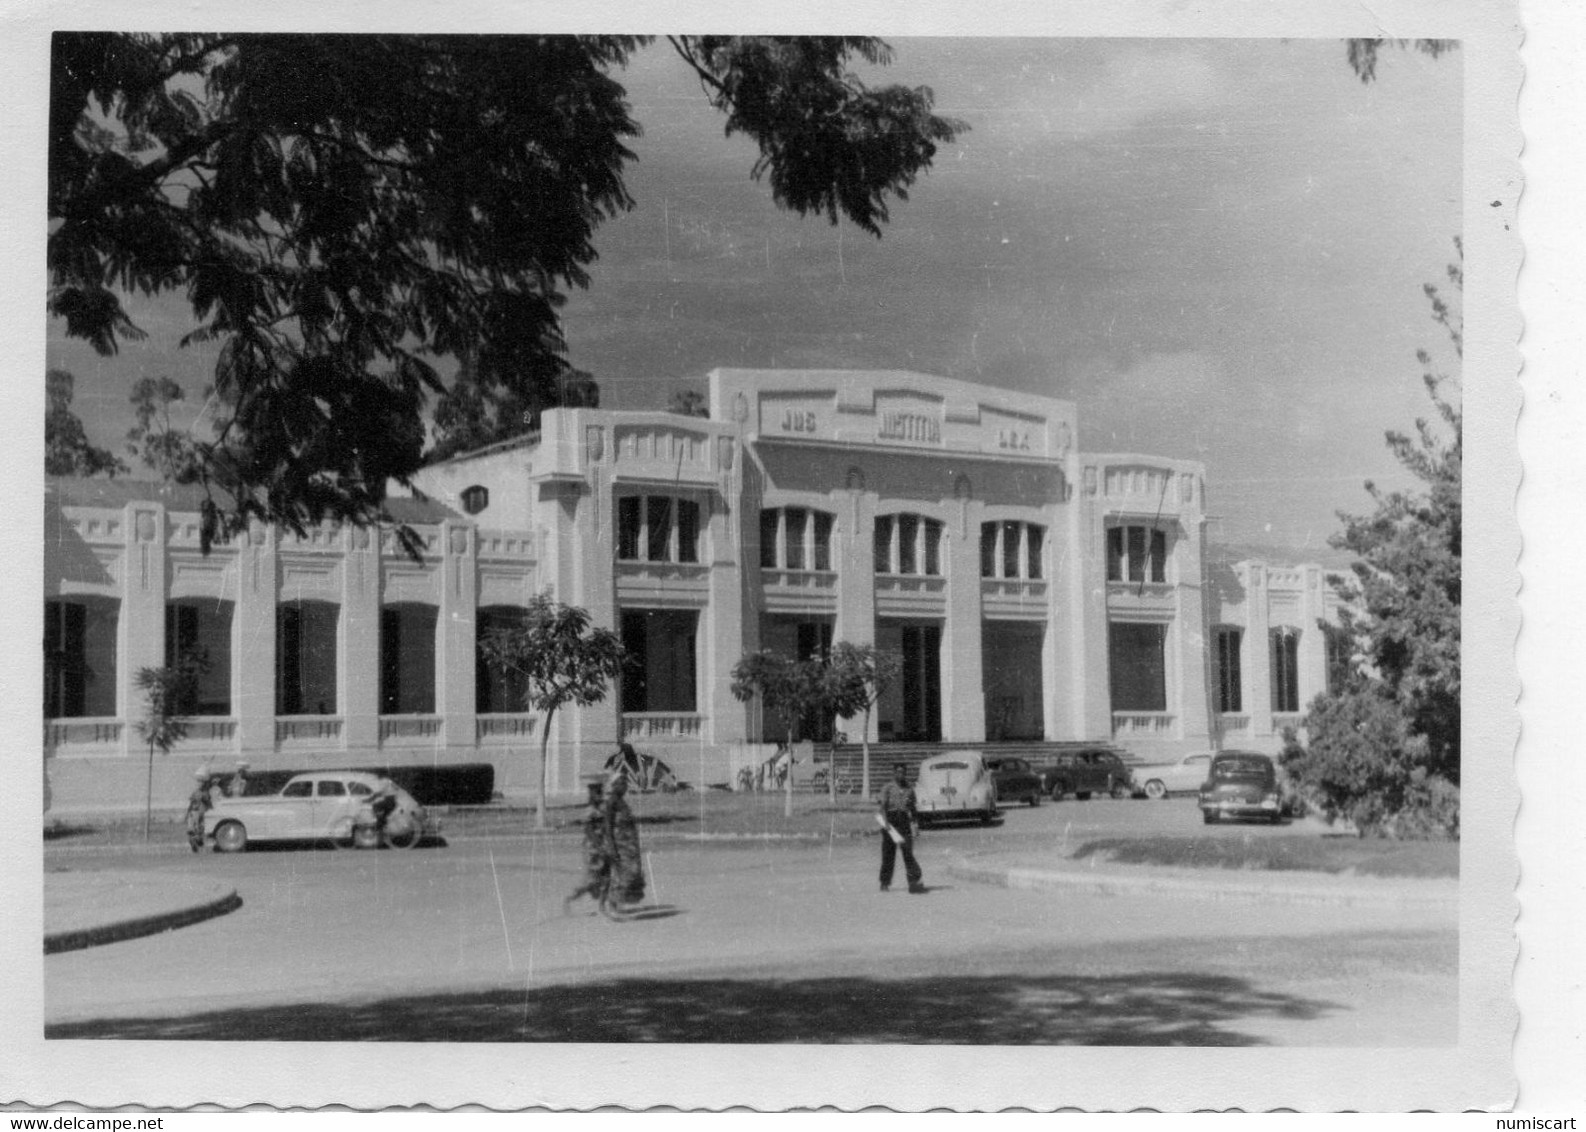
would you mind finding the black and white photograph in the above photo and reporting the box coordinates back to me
[4,0,1551,1115]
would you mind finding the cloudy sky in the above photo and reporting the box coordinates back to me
[47,37,1462,558]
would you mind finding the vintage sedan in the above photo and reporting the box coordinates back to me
[1038,748,1134,801]
[983,756,1044,807]
[1132,751,1216,800]
[204,771,437,852]
[1197,751,1284,824]
[913,752,999,825]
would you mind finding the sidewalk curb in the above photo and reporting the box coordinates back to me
[44,890,243,955]
[945,857,1458,910]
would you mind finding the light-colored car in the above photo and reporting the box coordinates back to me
[204,770,435,852]
[912,751,998,825]
[1132,751,1216,800]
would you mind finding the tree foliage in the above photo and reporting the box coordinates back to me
[666,389,709,419]
[133,653,206,840]
[478,592,625,829]
[46,368,127,477]
[1285,241,1461,838]
[1345,38,1459,83]
[826,642,902,797]
[127,375,204,481]
[50,34,964,545]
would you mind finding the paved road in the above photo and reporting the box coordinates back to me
[44,800,1456,1044]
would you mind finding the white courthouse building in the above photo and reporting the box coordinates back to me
[42,369,1347,813]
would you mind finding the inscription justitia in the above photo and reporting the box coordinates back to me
[877,411,941,443]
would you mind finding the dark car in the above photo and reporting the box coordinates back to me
[1039,749,1133,801]
[1197,750,1283,824]
[983,756,1044,807]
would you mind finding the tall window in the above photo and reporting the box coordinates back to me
[875,513,943,576]
[618,495,700,563]
[760,508,835,571]
[980,521,1045,579]
[1270,628,1300,713]
[476,606,529,713]
[1324,624,1351,694]
[1108,621,1167,712]
[44,598,118,718]
[1106,525,1167,583]
[166,600,233,715]
[1215,626,1242,713]
[277,600,339,715]
[380,603,438,714]
[620,609,698,713]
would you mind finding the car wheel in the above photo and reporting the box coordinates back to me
[1028,791,1040,807]
[1076,791,1092,801]
[1109,780,1130,800]
[352,825,382,849]
[1143,779,1167,800]
[1049,781,1068,801]
[213,820,247,853]
[385,822,422,849]
[1201,811,1217,825]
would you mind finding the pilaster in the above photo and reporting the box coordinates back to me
[941,502,985,743]
[340,524,380,752]
[119,502,168,755]
[438,521,478,749]
[234,521,278,757]
[1245,563,1274,739]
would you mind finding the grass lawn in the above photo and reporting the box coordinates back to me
[1069,835,1458,879]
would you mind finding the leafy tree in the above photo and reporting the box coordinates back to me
[1345,38,1459,83]
[127,376,204,481]
[827,641,903,798]
[667,389,709,419]
[49,34,964,549]
[46,368,127,477]
[478,592,625,830]
[428,350,600,461]
[133,653,206,841]
[1285,241,1461,837]
[731,649,850,816]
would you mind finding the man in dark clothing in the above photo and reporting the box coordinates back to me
[877,762,925,894]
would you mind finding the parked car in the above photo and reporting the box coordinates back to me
[913,751,999,825]
[983,756,1044,807]
[1039,749,1133,800]
[1197,751,1284,824]
[204,771,439,852]
[1132,751,1216,800]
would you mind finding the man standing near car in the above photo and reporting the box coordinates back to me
[877,762,925,894]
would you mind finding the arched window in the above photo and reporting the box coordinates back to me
[759,507,835,571]
[381,602,438,714]
[617,495,701,563]
[1270,627,1301,712]
[459,485,489,515]
[277,600,339,715]
[44,597,119,718]
[476,605,529,714]
[166,600,234,715]
[1106,524,1168,583]
[979,521,1045,579]
[874,513,943,576]
[1215,626,1242,713]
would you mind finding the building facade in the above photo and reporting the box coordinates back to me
[42,369,1345,813]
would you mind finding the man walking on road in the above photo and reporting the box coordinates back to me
[877,762,925,894]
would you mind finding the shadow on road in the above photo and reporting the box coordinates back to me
[46,971,1337,1044]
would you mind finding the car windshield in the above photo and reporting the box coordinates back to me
[1212,757,1271,779]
